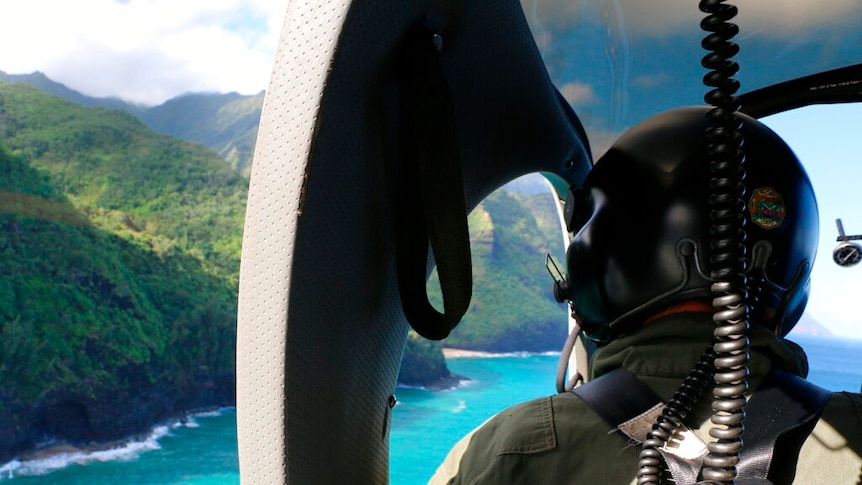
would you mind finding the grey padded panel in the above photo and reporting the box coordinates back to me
[237,0,591,483]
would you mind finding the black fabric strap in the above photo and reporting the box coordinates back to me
[395,22,472,340]
[571,367,832,485]
[738,368,833,483]
[571,367,662,436]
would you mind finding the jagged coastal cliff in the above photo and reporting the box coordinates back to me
[0,74,570,461]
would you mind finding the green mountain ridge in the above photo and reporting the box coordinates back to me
[400,189,570,387]
[0,83,248,275]
[0,74,569,452]
[0,70,262,178]
[136,92,263,177]
[436,189,569,352]
[0,82,245,461]
[0,70,143,114]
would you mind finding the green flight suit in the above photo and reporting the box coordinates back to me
[429,313,862,484]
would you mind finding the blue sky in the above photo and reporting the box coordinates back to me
[763,104,862,339]
[1,0,860,338]
[0,0,288,105]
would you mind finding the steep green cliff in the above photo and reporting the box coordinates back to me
[0,77,570,430]
[0,83,245,460]
[430,189,568,352]
[399,187,569,387]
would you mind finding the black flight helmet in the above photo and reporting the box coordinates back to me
[564,106,818,343]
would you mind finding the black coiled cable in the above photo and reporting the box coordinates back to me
[636,2,750,484]
[699,1,750,483]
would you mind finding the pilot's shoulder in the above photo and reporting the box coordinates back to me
[817,391,862,443]
[470,392,600,454]
[429,393,619,484]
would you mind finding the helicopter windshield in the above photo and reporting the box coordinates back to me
[522,0,862,156]
[2,1,861,484]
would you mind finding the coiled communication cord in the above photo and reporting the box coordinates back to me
[636,2,750,484]
[699,1,750,483]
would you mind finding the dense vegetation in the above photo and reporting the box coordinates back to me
[395,188,568,386]
[0,82,246,459]
[0,147,237,399]
[429,189,568,352]
[0,70,263,178]
[0,83,247,279]
[0,75,570,455]
[136,92,263,177]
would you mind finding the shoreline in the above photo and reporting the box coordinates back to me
[396,373,470,392]
[442,348,498,359]
[0,407,234,480]
[442,348,560,359]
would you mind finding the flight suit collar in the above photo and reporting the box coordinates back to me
[589,312,809,399]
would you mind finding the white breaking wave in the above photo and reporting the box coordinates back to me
[446,350,562,359]
[191,409,226,418]
[0,407,233,481]
[0,425,168,480]
[0,461,21,480]
[184,408,227,428]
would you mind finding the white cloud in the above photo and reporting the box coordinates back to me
[2,1,856,106]
[521,0,585,48]
[0,0,288,105]
[806,268,862,339]
[583,127,623,162]
[631,72,673,89]
[728,1,860,39]
[559,81,597,107]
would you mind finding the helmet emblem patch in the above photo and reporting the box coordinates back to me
[748,187,786,230]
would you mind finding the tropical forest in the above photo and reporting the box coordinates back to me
[0,72,569,461]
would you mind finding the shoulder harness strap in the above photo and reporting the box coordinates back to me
[571,367,662,442]
[738,368,833,483]
[571,367,833,484]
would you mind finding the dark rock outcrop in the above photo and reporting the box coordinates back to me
[397,331,463,390]
[0,373,235,464]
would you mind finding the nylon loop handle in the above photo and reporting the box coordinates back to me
[395,22,472,340]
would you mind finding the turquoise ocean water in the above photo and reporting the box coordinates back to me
[2,335,860,484]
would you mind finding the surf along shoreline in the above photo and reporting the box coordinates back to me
[442,348,500,359]
[401,348,561,392]
[0,407,234,481]
[397,348,541,392]
[443,348,559,359]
